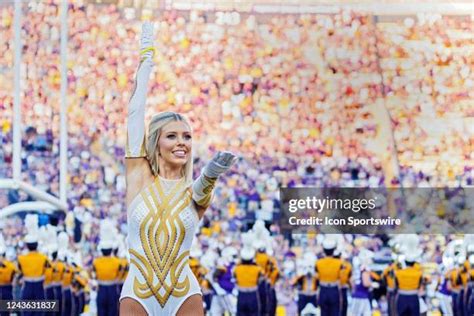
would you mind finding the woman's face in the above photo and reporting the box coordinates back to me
[158,120,192,168]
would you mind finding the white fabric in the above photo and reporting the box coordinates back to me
[210,293,236,316]
[436,292,453,315]
[419,297,428,313]
[120,176,202,315]
[192,173,215,206]
[350,298,371,316]
[126,57,152,158]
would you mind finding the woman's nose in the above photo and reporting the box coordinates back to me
[176,136,185,145]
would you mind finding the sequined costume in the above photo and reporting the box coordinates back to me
[120,176,201,315]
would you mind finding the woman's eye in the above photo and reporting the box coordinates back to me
[184,135,192,140]
[167,134,176,139]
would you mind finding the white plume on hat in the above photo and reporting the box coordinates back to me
[0,233,6,255]
[222,246,238,262]
[44,225,58,257]
[241,247,256,261]
[57,232,69,261]
[443,239,465,266]
[322,235,337,250]
[98,219,116,251]
[252,220,271,246]
[402,235,422,263]
[241,231,255,249]
[464,235,474,254]
[201,250,218,270]
[358,249,375,266]
[301,252,316,275]
[396,234,421,260]
[190,242,203,258]
[24,214,39,244]
[240,230,257,261]
[72,251,82,267]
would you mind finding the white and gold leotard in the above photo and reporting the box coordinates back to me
[120,176,202,315]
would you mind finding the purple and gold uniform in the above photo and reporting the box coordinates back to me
[467,263,474,315]
[340,260,352,316]
[316,257,343,316]
[448,267,462,316]
[44,260,55,300]
[18,251,49,316]
[293,274,318,314]
[255,252,271,315]
[51,259,65,316]
[234,263,262,316]
[93,256,121,316]
[268,256,280,316]
[383,262,399,316]
[0,259,17,316]
[62,263,75,316]
[18,251,49,298]
[394,264,423,316]
[72,267,88,316]
[437,271,453,315]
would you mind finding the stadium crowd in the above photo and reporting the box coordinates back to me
[0,0,472,314]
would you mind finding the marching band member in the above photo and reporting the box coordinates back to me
[93,222,121,316]
[382,255,400,316]
[253,221,272,316]
[18,215,50,316]
[350,249,376,316]
[62,253,75,316]
[0,234,16,316]
[293,254,317,315]
[54,232,68,316]
[234,246,263,316]
[448,257,462,316]
[394,245,424,316]
[336,249,352,316]
[210,250,236,316]
[463,237,474,316]
[458,256,469,316]
[234,233,263,316]
[71,253,87,316]
[436,263,453,316]
[315,236,343,316]
[267,253,280,316]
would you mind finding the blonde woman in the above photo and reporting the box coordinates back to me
[119,22,237,315]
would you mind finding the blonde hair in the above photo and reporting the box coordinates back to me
[146,112,193,184]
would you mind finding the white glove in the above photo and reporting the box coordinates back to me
[125,22,155,158]
[192,151,237,208]
[140,21,155,60]
[203,151,238,179]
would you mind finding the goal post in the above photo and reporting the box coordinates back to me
[0,0,69,218]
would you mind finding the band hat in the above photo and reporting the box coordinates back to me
[24,233,38,244]
[322,237,336,250]
[98,240,114,251]
[241,247,256,261]
[405,249,422,263]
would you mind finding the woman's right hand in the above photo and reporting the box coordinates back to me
[140,21,155,60]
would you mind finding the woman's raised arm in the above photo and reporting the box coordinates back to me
[125,22,155,160]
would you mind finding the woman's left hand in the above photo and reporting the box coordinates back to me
[204,151,238,178]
